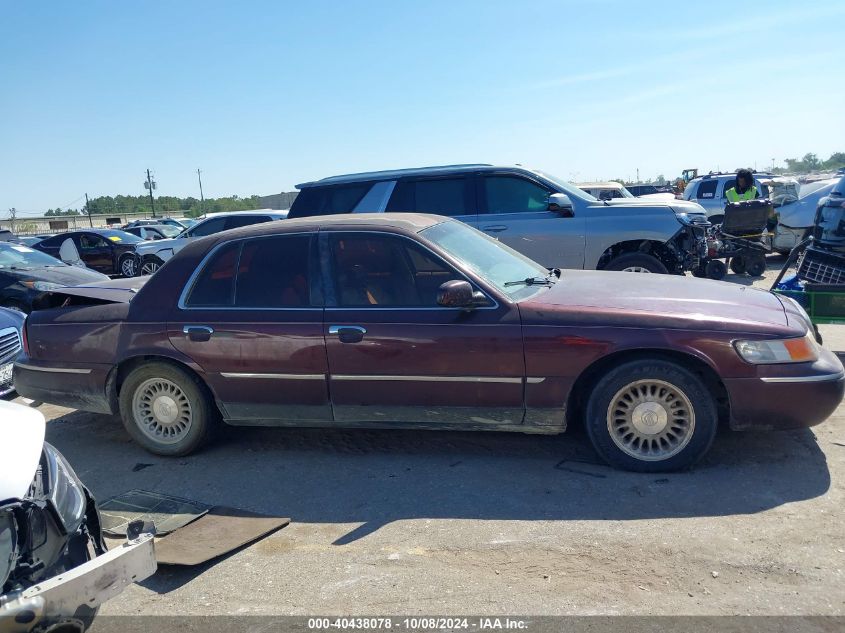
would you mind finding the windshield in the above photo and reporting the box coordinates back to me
[420,220,551,300]
[94,229,143,244]
[531,170,599,203]
[157,225,184,238]
[0,242,64,269]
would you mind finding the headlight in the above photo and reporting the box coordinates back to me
[0,508,16,589]
[734,331,819,364]
[22,281,64,292]
[42,443,87,534]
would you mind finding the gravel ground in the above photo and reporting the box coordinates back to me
[16,255,845,616]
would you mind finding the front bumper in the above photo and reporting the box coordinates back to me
[725,348,845,430]
[0,533,156,633]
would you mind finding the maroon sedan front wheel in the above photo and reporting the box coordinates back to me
[585,359,718,472]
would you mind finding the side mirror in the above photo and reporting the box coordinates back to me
[437,280,476,309]
[548,193,574,217]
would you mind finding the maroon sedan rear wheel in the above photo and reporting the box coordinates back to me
[585,359,718,472]
[119,362,218,456]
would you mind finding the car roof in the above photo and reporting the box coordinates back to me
[296,164,517,188]
[202,212,447,241]
[577,181,625,189]
[690,172,774,184]
[195,209,287,220]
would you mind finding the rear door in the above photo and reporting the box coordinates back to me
[169,232,331,424]
[478,173,586,269]
[386,175,477,224]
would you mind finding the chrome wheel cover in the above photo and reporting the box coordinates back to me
[141,260,160,275]
[132,378,193,445]
[621,266,652,273]
[606,379,695,461]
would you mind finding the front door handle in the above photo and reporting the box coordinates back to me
[482,225,508,232]
[183,325,214,342]
[329,325,367,344]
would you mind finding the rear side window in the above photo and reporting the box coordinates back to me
[225,215,271,230]
[235,235,312,308]
[483,176,549,213]
[287,184,371,218]
[185,242,240,307]
[695,180,718,200]
[386,177,470,216]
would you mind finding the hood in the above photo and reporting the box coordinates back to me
[37,276,149,306]
[603,197,708,217]
[518,270,797,334]
[6,264,109,286]
[0,402,45,502]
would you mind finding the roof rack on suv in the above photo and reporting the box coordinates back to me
[298,164,494,188]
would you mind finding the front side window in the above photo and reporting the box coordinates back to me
[483,176,550,214]
[387,177,470,217]
[188,217,227,238]
[79,234,108,250]
[328,233,459,307]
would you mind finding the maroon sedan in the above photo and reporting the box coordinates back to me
[13,214,844,471]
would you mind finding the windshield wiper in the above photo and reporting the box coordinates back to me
[504,274,556,287]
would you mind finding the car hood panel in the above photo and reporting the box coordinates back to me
[518,270,794,333]
[10,266,109,285]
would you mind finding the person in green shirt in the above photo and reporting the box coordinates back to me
[725,168,758,203]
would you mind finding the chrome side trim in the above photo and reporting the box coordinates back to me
[15,363,92,375]
[526,377,546,384]
[759,371,845,384]
[331,375,523,384]
[220,372,325,380]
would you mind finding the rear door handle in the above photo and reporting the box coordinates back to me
[183,325,214,342]
[328,325,367,344]
[482,225,508,232]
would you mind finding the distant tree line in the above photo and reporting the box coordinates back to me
[775,152,845,174]
[44,194,264,218]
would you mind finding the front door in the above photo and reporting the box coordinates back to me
[76,233,114,273]
[321,231,525,426]
[168,233,331,424]
[478,173,586,269]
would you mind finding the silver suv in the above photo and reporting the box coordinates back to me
[289,164,709,274]
[134,210,287,275]
[682,172,773,222]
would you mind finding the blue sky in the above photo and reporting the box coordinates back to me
[2,0,844,216]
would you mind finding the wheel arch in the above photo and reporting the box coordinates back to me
[596,239,680,271]
[107,354,221,415]
[565,347,730,431]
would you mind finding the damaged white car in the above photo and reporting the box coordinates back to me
[0,401,156,633]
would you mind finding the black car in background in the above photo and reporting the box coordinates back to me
[0,307,24,397]
[0,242,109,313]
[33,229,144,277]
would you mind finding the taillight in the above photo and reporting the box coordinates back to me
[21,318,29,356]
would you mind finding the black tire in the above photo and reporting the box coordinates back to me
[584,359,719,472]
[691,265,707,278]
[119,362,218,456]
[605,253,669,274]
[140,256,164,276]
[705,259,727,280]
[118,254,139,278]
[746,256,766,277]
[729,256,746,275]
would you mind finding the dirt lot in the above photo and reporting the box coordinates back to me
[16,257,845,616]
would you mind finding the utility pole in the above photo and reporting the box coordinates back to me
[772,158,776,172]
[8,208,16,233]
[636,168,640,183]
[144,169,156,218]
[85,193,93,227]
[197,168,204,215]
